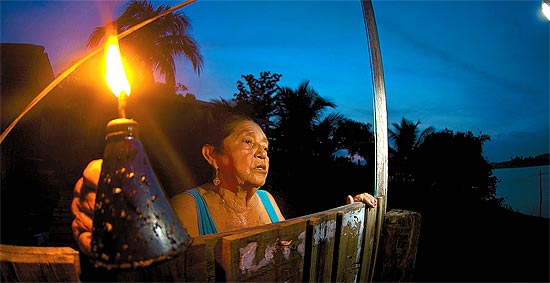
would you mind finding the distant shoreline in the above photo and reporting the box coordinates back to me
[491,153,549,169]
[493,163,550,169]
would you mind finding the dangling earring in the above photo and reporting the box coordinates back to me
[213,167,221,186]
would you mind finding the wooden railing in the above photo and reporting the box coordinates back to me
[187,199,383,282]
[97,199,384,282]
[0,244,80,282]
[1,197,421,282]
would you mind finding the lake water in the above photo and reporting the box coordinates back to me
[493,165,549,218]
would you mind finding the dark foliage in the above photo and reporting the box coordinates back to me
[388,127,500,213]
[384,121,547,282]
[234,71,282,121]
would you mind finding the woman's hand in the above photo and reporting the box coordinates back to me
[71,159,102,255]
[346,192,377,208]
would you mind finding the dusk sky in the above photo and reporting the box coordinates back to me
[1,0,549,163]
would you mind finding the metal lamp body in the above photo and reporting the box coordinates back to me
[90,118,191,269]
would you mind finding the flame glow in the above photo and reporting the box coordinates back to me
[105,35,131,97]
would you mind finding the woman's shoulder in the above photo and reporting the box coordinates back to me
[256,189,276,201]
[169,188,202,237]
[171,187,200,204]
[170,186,212,203]
[256,189,285,221]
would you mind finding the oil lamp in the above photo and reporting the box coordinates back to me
[90,35,191,269]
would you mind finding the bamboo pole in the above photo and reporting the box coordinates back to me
[360,1,389,281]
[361,0,388,212]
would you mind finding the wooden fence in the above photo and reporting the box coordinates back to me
[0,244,80,282]
[185,199,383,282]
[1,197,422,282]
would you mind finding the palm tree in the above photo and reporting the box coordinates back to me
[275,81,335,127]
[333,118,374,165]
[274,80,336,155]
[266,81,337,216]
[389,117,434,156]
[314,112,345,161]
[87,0,203,88]
[389,117,434,182]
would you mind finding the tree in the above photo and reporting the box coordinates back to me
[389,117,434,157]
[86,0,203,89]
[273,80,335,155]
[218,71,282,121]
[267,81,340,216]
[415,130,499,205]
[333,118,374,165]
[313,112,345,161]
[389,117,434,184]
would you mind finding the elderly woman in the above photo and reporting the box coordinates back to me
[71,112,376,254]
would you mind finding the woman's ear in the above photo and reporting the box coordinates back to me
[201,144,218,168]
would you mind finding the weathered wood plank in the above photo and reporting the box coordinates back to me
[0,244,80,282]
[199,231,231,282]
[304,210,338,282]
[185,224,284,282]
[369,196,386,282]
[222,218,307,282]
[184,237,207,282]
[107,252,185,282]
[376,209,421,282]
[359,197,384,282]
[332,203,366,282]
[189,226,267,282]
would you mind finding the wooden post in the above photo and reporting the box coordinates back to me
[376,209,422,282]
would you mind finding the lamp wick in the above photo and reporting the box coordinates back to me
[118,92,127,118]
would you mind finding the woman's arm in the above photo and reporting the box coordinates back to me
[170,192,200,237]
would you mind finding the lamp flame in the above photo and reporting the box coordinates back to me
[105,35,131,98]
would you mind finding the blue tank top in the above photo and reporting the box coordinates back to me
[183,188,281,236]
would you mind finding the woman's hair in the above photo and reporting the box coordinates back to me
[205,111,257,153]
[184,110,258,186]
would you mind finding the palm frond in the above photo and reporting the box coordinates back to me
[85,0,203,87]
[86,26,106,48]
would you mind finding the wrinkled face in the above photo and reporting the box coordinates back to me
[217,120,269,190]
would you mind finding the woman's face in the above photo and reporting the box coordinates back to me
[217,120,269,190]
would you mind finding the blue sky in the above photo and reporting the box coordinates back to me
[1,0,549,162]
